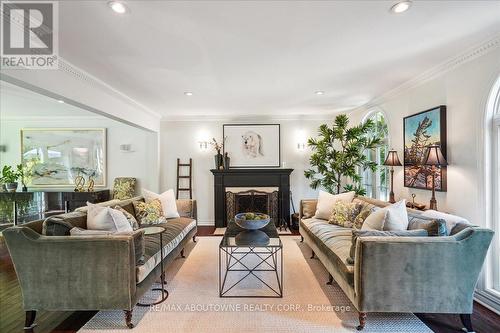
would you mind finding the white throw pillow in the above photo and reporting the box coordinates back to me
[361,200,408,231]
[422,210,469,234]
[314,190,355,220]
[142,188,180,219]
[86,202,133,232]
[361,208,387,230]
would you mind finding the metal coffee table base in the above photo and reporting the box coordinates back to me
[219,246,283,298]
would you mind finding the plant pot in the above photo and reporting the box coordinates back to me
[214,153,223,169]
[5,182,18,193]
[22,186,28,192]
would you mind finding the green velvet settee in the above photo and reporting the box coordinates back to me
[3,196,197,330]
[299,196,493,332]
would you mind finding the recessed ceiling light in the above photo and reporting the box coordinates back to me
[390,1,412,14]
[184,92,193,96]
[315,91,325,95]
[108,1,128,14]
[57,100,65,104]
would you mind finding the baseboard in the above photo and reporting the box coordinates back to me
[197,220,215,227]
[475,290,500,315]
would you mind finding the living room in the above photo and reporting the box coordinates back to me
[0,1,499,332]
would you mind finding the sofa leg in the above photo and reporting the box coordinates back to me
[310,250,315,259]
[326,273,333,285]
[180,248,185,258]
[300,235,304,242]
[24,310,36,331]
[193,235,197,243]
[357,312,366,331]
[124,310,134,329]
[460,314,473,332]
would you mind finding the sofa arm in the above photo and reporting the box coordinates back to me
[299,199,317,220]
[176,199,197,220]
[3,226,138,311]
[354,227,494,313]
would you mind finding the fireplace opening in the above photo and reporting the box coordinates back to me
[226,189,279,224]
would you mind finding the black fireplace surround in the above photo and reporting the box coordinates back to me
[210,168,293,228]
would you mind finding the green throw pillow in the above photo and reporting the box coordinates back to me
[328,201,364,228]
[346,229,428,265]
[133,199,166,226]
[42,216,74,236]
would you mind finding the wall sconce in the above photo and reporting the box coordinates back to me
[199,141,209,151]
[297,142,307,151]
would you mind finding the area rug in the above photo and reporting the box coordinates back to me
[79,237,431,333]
[214,227,292,235]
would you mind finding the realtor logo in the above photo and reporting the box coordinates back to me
[1,1,58,69]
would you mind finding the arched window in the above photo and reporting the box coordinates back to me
[361,110,389,200]
[491,78,500,293]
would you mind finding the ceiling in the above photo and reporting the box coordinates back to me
[0,81,101,118]
[56,0,500,119]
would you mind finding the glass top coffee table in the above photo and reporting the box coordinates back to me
[219,220,283,298]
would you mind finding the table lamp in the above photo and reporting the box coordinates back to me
[383,150,402,203]
[422,144,448,210]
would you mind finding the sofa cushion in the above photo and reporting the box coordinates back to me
[407,214,447,236]
[136,217,196,283]
[42,216,74,236]
[328,201,364,228]
[314,190,355,220]
[300,217,354,286]
[347,229,429,265]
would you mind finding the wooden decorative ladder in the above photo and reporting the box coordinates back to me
[176,158,193,199]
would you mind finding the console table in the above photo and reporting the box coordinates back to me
[0,189,110,226]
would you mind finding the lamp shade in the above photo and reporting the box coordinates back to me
[383,150,402,166]
[423,144,448,166]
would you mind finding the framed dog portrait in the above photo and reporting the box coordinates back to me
[223,124,280,168]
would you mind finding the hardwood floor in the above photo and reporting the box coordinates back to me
[1,227,499,333]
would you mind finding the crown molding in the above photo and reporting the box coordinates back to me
[359,33,500,111]
[1,115,105,121]
[57,58,162,119]
[160,110,348,122]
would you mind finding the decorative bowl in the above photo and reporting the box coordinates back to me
[234,212,271,230]
[235,230,270,246]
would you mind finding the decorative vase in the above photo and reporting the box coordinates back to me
[223,153,230,169]
[214,152,223,169]
[22,185,28,192]
[5,182,18,193]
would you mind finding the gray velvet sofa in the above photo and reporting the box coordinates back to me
[3,196,197,330]
[299,196,494,331]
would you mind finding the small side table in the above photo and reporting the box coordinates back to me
[137,226,169,306]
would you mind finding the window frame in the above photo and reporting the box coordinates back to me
[360,109,390,201]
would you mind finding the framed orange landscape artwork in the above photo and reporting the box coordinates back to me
[403,106,447,191]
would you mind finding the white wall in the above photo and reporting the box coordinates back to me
[349,47,500,228]
[0,84,159,193]
[160,118,330,225]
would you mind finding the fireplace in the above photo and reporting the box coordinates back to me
[225,188,279,221]
[211,168,293,227]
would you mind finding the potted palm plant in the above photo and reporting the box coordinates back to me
[1,165,21,193]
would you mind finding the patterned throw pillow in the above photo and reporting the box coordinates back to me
[328,201,364,228]
[114,205,139,230]
[353,201,377,229]
[132,199,166,226]
[113,177,137,200]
